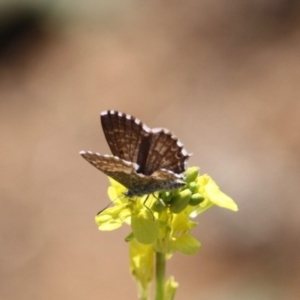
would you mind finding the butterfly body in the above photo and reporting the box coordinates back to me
[80,110,190,197]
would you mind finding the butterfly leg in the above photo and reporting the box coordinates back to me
[152,193,166,208]
[143,194,155,220]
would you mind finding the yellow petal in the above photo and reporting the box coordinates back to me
[131,210,159,244]
[171,234,201,255]
[95,204,130,230]
[199,175,238,211]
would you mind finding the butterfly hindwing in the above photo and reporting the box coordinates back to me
[143,129,190,175]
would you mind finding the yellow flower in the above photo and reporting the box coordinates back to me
[129,239,154,299]
[189,174,238,217]
[94,167,238,297]
[95,167,238,254]
[95,178,160,244]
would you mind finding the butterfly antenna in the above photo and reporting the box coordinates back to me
[96,193,125,215]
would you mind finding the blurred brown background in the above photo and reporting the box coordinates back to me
[1,1,300,299]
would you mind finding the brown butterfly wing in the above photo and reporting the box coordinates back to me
[80,151,137,189]
[101,110,150,164]
[143,129,190,175]
[80,151,186,197]
[128,168,185,196]
[101,110,190,176]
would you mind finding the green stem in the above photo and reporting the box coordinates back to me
[155,252,166,300]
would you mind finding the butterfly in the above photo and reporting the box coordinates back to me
[80,110,191,197]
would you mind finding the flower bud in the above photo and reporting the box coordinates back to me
[170,189,192,214]
[189,193,205,206]
[185,167,199,183]
[188,181,199,194]
[152,199,166,212]
[160,191,173,203]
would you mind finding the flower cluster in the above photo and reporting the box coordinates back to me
[95,167,238,298]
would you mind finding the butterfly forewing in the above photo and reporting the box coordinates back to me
[101,111,149,163]
[81,110,191,197]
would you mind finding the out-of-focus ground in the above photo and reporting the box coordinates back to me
[1,1,300,299]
